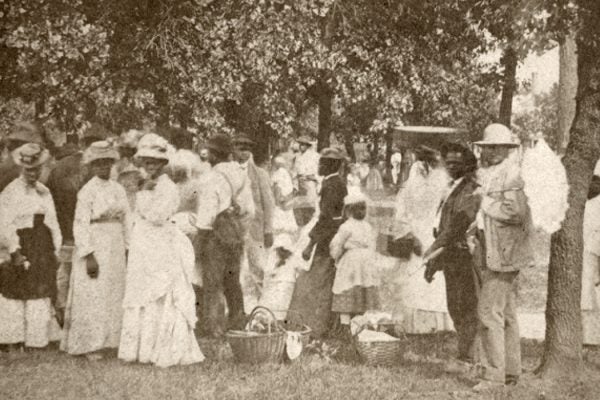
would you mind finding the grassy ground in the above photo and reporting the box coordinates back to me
[2,333,600,400]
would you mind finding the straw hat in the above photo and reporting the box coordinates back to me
[474,124,520,147]
[296,135,314,146]
[344,191,369,206]
[319,147,345,160]
[135,133,171,161]
[83,141,120,164]
[119,129,145,148]
[12,143,50,168]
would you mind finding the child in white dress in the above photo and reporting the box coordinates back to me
[330,192,380,326]
[258,234,308,320]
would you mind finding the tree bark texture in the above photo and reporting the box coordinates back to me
[317,80,333,152]
[538,36,600,378]
[498,47,517,127]
[558,34,578,154]
[384,129,393,184]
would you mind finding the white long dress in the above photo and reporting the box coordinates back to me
[380,162,454,334]
[583,195,600,345]
[61,177,130,354]
[271,167,298,239]
[118,174,204,367]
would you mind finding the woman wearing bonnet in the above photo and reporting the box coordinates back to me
[61,141,130,359]
[0,143,62,351]
[118,133,204,367]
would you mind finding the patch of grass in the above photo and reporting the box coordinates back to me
[2,334,600,400]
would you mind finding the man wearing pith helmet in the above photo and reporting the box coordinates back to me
[470,123,535,391]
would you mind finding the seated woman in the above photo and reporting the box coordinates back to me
[118,133,204,367]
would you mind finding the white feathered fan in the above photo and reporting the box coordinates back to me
[521,138,569,234]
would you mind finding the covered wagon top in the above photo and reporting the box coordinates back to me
[393,125,469,149]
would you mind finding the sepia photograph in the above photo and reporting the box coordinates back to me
[0,0,599,399]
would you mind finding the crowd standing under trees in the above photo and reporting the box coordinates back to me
[2,0,600,385]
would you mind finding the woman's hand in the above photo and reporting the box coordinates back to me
[86,253,99,279]
[10,250,26,268]
[302,243,314,261]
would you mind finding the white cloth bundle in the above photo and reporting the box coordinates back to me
[356,329,399,342]
[522,139,569,234]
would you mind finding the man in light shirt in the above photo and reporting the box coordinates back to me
[193,134,255,338]
[471,124,534,391]
[233,135,275,312]
[292,135,320,226]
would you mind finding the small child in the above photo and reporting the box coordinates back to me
[330,192,381,326]
[258,234,309,320]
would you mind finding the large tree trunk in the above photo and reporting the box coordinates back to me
[537,34,600,379]
[384,129,393,184]
[498,47,517,126]
[344,130,356,162]
[317,80,333,151]
[558,34,578,154]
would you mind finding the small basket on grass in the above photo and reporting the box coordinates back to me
[225,306,286,364]
[351,314,404,367]
[279,310,312,361]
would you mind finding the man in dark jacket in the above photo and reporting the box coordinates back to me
[424,142,481,371]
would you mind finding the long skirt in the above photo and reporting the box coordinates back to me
[331,286,380,314]
[61,222,127,354]
[118,291,205,368]
[0,296,60,347]
[287,253,336,338]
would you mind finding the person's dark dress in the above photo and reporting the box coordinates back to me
[287,173,347,337]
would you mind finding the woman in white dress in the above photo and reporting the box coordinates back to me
[0,143,62,350]
[61,141,130,358]
[118,133,204,367]
[271,156,298,241]
[380,147,453,333]
[583,173,600,345]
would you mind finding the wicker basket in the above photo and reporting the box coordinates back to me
[225,306,286,364]
[354,340,403,366]
[353,324,404,367]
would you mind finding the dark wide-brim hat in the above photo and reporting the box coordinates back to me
[206,134,233,154]
[232,135,256,148]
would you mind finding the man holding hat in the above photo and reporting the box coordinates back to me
[233,135,275,311]
[471,123,534,391]
[0,122,45,193]
[47,122,114,322]
[292,135,320,227]
[193,134,255,337]
[287,146,347,338]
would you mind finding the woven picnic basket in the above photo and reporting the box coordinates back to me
[353,324,404,367]
[225,306,286,364]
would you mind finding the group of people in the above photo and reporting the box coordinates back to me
[0,119,590,391]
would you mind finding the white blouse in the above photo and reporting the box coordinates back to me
[73,176,131,258]
[0,177,62,255]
